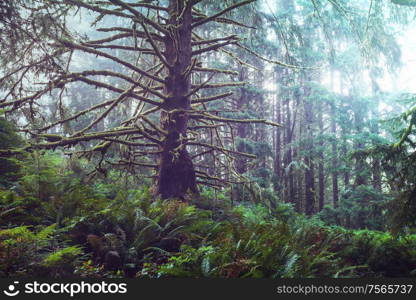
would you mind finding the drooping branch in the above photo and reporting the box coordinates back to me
[108,160,158,169]
[71,85,137,137]
[235,42,320,70]
[189,111,283,127]
[21,127,143,151]
[193,67,238,76]
[192,92,234,104]
[188,141,256,159]
[192,35,239,46]
[1,0,279,197]
[139,21,172,69]
[80,42,155,54]
[58,39,165,83]
[64,0,169,35]
[192,40,238,56]
[102,138,159,148]
[108,0,169,35]
[95,27,164,42]
[63,75,162,106]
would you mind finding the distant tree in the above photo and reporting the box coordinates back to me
[0,118,24,186]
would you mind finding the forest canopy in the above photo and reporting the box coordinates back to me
[1,0,416,279]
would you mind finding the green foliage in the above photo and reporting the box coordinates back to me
[43,246,83,268]
[388,189,416,235]
[65,188,218,276]
[0,223,85,277]
[1,180,416,278]
[43,246,83,276]
[341,230,416,277]
[0,150,116,227]
[144,245,215,278]
[0,225,55,276]
[137,203,415,278]
[364,96,416,234]
[74,260,105,278]
[318,186,389,230]
[1,149,415,279]
[144,210,362,278]
[0,117,24,187]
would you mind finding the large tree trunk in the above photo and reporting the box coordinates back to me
[157,1,198,199]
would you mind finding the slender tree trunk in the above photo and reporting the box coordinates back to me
[304,85,315,216]
[157,1,198,199]
[330,103,339,207]
[370,76,382,192]
[329,69,339,207]
[341,123,350,188]
[290,94,300,209]
[372,140,382,191]
[284,97,294,204]
[353,99,367,187]
[296,104,303,213]
[236,68,248,174]
[318,100,325,211]
[274,70,282,192]
[339,77,350,189]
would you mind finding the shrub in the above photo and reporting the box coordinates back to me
[0,225,55,276]
[43,246,83,277]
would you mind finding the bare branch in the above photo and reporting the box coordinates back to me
[192,92,233,104]
[109,0,169,35]
[192,0,255,28]
[192,40,238,56]
[58,39,165,83]
[188,141,256,159]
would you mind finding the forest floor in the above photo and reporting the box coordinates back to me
[1,181,416,278]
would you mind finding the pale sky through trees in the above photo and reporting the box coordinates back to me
[67,0,416,99]
[259,0,416,122]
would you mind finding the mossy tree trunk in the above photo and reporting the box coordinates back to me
[156,0,198,199]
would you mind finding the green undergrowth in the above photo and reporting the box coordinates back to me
[1,184,416,278]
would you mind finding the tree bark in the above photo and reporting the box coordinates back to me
[330,103,339,207]
[303,81,315,216]
[318,100,325,211]
[352,99,367,187]
[341,126,350,188]
[370,75,382,192]
[284,91,295,205]
[236,67,248,174]
[157,0,198,199]
[274,70,282,192]
[304,100,315,215]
